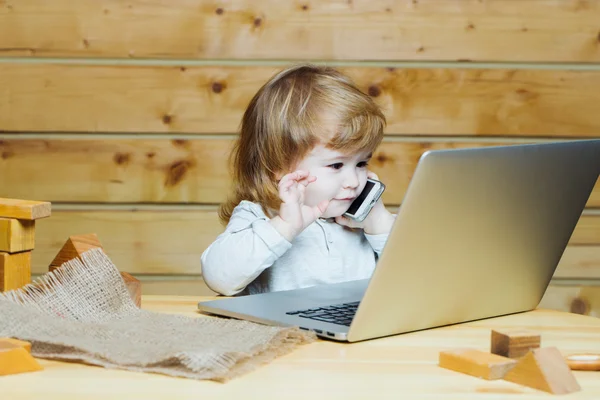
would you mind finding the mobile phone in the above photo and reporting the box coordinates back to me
[343,178,386,222]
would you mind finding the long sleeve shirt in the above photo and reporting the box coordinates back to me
[201,200,390,296]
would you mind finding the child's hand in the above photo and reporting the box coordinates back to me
[270,170,330,242]
[335,172,395,235]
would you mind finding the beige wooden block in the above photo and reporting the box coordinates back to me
[0,218,35,253]
[491,329,541,359]
[503,347,580,395]
[439,349,517,380]
[0,198,51,220]
[121,271,142,307]
[49,233,103,271]
[0,339,43,376]
[0,251,31,291]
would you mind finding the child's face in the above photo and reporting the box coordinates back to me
[293,145,372,218]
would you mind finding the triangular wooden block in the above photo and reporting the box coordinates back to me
[49,233,103,271]
[48,235,142,306]
[0,339,43,376]
[503,347,580,394]
[0,338,32,353]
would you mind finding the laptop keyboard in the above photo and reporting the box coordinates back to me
[285,301,359,326]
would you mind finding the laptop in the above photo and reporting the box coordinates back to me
[198,140,600,342]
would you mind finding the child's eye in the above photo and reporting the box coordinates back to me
[328,163,344,170]
[357,161,369,168]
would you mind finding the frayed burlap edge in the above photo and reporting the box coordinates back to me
[0,248,316,382]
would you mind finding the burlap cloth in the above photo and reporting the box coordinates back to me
[0,248,315,381]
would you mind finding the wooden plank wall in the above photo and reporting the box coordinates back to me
[1,0,599,316]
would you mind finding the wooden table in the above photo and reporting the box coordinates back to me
[2,295,600,399]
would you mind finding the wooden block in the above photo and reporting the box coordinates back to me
[0,218,35,253]
[121,271,142,307]
[503,347,580,395]
[439,349,517,380]
[0,338,32,353]
[0,251,31,291]
[0,198,51,220]
[49,233,103,271]
[0,339,43,376]
[49,235,142,305]
[491,329,541,359]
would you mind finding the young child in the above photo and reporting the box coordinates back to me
[201,65,396,296]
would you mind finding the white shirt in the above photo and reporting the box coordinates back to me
[201,201,390,296]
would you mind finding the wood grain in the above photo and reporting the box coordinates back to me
[139,278,215,297]
[30,207,600,276]
[0,138,232,204]
[32,208,215,275]
[539,284,600,318]
[438,349,516,380]
[553,247,600,279]
[1,0,599,62]
[0,251,31,291]
[1,305,600,398]
[2,65,600,135]
[0,218,35,253]
[0,198,51,220]
[48,233,103,271]
[2,138,600,207]
[490,329,541,359]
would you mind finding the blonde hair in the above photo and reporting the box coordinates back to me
[219,64,386,224]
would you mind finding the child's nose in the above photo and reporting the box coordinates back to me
[343,170,360,189]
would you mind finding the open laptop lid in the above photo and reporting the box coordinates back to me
[347,140,600,342]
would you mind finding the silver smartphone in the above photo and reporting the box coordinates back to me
[343,178,386,222]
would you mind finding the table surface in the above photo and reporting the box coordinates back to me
[2,295,600,399]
